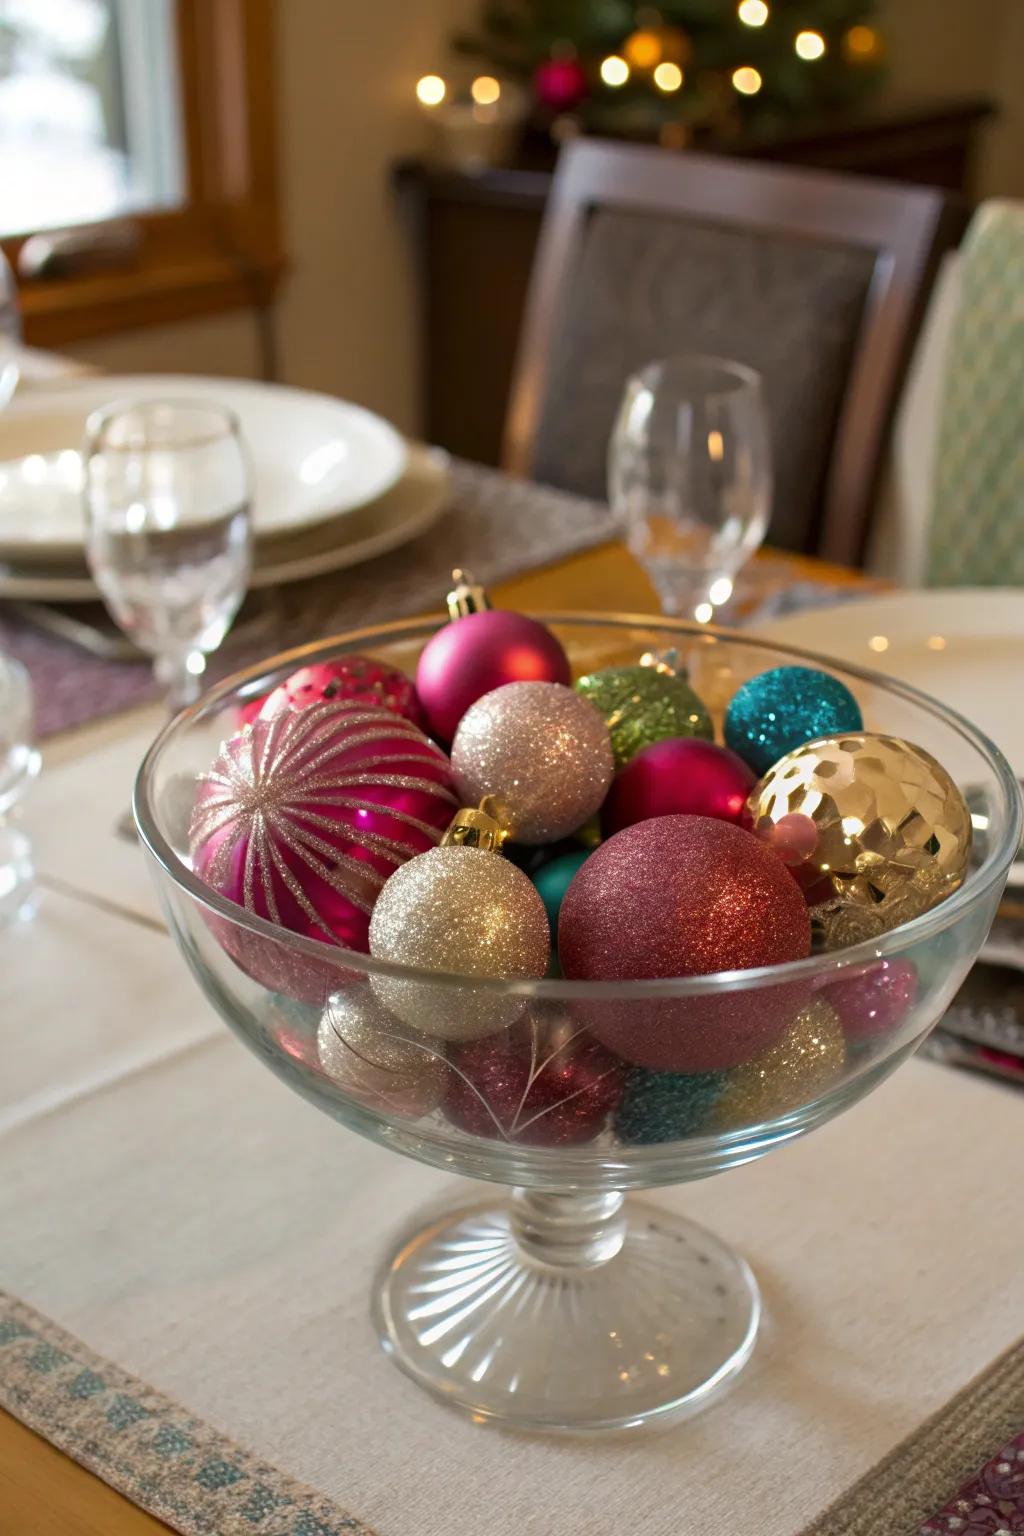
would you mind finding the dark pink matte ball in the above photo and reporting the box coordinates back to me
[559,815,811,1071]
[415,610,570,743]
[602,738,756,837]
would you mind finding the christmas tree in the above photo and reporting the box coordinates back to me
[455,0,886,144]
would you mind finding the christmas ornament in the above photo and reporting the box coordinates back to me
[452,681,614,845]
[714,999,846,1129]
[725,666,863,776]
[317,990,447,1119]
[823,958,918,1042]
[614,1066,722,1145]
[368,801,550,1039]
[190,702,457,1001]
[534,55,588,112]
[574,660,712,769]
[415,572,571,743]
[444,1016,624,1144]
[259,655,425,728]
[533,849,591,939]
[602,738,755,837]
[559,815,811,1071]
[746,733,972,950]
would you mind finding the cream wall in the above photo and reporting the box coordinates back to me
[72,0,1024,420]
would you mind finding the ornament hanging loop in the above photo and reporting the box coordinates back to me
[441,797,510,853]
[446,568,492,620]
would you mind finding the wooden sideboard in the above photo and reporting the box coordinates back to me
[394,96,993,469]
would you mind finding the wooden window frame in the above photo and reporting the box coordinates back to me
[2,0,284,347]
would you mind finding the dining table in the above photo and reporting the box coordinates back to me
[3,504,1024,1536]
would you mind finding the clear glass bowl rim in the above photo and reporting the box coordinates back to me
[134,609,1024,1001]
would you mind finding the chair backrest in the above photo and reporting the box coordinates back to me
[503,139,962,563]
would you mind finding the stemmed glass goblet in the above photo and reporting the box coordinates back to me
[0,650,40,925]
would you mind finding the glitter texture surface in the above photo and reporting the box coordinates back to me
[368,845,550,1039]
[823,957,918,1040]
[614,1067,723,1145]
[746,732,972,950]
[451,681,614,845]
[714,999,846,1128]
[725,666,863,776]
[574,663,712,768]
[316,996,447,1119]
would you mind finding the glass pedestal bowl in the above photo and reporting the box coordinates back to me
[135,614,1021,1433]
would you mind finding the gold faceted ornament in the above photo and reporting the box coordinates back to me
[714,999,846,1129]
[746,733,972,951]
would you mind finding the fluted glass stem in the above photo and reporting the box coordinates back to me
[510,1189,627,1269]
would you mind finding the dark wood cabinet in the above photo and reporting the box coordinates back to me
[395,97,993,469]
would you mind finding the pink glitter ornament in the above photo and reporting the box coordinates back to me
[559,815,812,1072]
[533,56,588,112]
[823,958,918,1042]
[258,655,425,729]
[190,701,458,1002]
[602,738,756,837]
[444,1017,624,1145]
[415,609,571,743]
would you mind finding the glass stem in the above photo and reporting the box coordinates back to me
[155,650,202,713]
[510,1190,626,1270]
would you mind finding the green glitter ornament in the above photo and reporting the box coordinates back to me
[574,662,713,769]
[614,1067,723,1145]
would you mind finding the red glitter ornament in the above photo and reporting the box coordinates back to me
[190,701,457,1002]
[823,958,918,1042]
[416,609,571,742]
[444,1017,624,1144]
[533,56,588,112]
[559,815,812,1071]
[256,655,426,729]
[602,738,756,837]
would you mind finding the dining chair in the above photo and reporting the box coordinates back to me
[869,200,1024,587]
[503,139,963,562]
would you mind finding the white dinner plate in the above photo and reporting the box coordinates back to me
[0,374,407,558]
[0,444,449,603]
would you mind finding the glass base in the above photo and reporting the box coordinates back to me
[372,1191,760,1432]
[0,823,35,927]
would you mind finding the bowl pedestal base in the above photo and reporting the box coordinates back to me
[372,1189,760,1432]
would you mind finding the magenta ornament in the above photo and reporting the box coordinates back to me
[415,609,571,743]
[533,56,588,111]
[602,738,756,838]
[258,656,425,729]
[823,958,918,1042]
[190,701,458,1001]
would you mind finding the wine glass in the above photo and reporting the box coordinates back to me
[83,398,253,712]
[135,614,1021,1433]
[0,650,41,925]
[0,249,22,410]
[609,355,772,623]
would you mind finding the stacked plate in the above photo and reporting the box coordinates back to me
[0,374,450,602]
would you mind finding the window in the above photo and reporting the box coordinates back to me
[0,0,282,345]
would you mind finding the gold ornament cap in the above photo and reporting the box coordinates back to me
[441,797,510,853]
[446,568,492,620]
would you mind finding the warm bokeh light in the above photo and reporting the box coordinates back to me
[868,635,889,653]
[624,28,662,70]
[707,429,724,462]
[795,29,826,60]
[415,74,447,107]
[731,65,762,95]
[470,75,501,106]
[843,23,882,60]
[600,54,630,87]
[653,61,683,92]
[737,0,769,26]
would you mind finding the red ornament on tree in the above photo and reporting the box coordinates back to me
[559,815,812,1071]
[533,55,588,112]
[602,738,756,837]
[444,1017,624,1144]
[258,655,426,729]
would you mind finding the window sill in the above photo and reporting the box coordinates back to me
[19,249,286,348]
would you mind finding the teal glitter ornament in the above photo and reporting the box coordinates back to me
[533,849,591,940]
[574,662,713,769]
[614,1067,723,1145]
[725,666,863,776]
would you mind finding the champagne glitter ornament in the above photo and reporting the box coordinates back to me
[574,661,712,769]
[317,990,447,1119]
[713,999,845,1129]
[451,681,614,845]
[368,802,550,1039]
[725,666,863,776]
[190,701,457,1000]
[746,733,972,950]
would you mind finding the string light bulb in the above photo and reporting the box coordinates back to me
[653,61,683,93]
[843,23,882,61]
[737,0,769,26]
[415,74,447,107]
[794,30,826,60]
[731,65,762,95]
[600,54,630,87]
[624,28,662,70]
[471,75,501,106]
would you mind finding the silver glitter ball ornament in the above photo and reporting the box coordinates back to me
[368,844,551,1039]
[451,682,614,845]
[317,989,447,1119]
